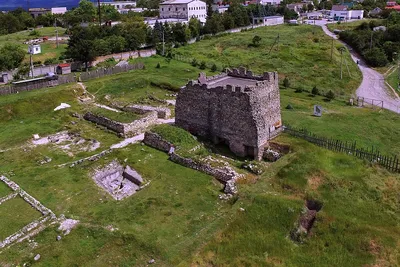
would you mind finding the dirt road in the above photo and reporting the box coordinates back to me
[321,25,400,113]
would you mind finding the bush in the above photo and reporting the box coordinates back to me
[44,58,58,65]
[283,77,290,88]
[364,48,389,67]
[311,86,320,95]
[191,58,198,67]
[295,87,303,93]
[156,62,161,68]
[199,61,206,70]
[150,81,180,92]
[326,90,335,100]
[286,104,294,109]
[29,29,40,36]
[211,63,217,72]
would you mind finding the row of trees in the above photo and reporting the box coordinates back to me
[339,12,400,67]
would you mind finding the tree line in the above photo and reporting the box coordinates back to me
[339,12,400,67]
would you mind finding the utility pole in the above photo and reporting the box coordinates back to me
[162,29,165,56]
[370,31,373,50]
[339,47,344,80]
[28,45,34,78]
[55,19,59,48]
[97,0,102,26]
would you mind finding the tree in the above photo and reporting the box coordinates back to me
[199,61,206,70]
[251,35,262,47]
[312,86,320,95]
[0,44,26,71]
[65,26,99,70]
[222,12,235,30]
[326,90,335,100]
[383,41,399,61]
[121,20,147,51]
[283,77,290,88]
[188,18,201,38]
[364,47,389,67]
[307,3,314,11]
[101,4,121,21]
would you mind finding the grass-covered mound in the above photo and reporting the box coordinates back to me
[88,107,140,123]
[174,25,362,97]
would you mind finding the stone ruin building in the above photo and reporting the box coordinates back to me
[175,67,282,160]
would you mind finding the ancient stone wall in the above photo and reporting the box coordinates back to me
[83,111,157,136]
[143,132,172,152]
[123,105,171,119]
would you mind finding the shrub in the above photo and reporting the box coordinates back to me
[191,58,198,67]
[199,61,206,70]
[211,63,217,72]
[283,77,290,88]
[156,62,161,68]
[29,29,40,36]
[311,86,320,95]
[326,90,335,100]
[295,87,303,93]
[44,58,58,65]
[286,104,294,109]
[150,81,180,92]
[363,48,389,67]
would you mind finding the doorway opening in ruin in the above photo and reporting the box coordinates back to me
[244,145,255,158]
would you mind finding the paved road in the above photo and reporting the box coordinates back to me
[320,24,400,113]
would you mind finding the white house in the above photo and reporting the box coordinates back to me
[28,44,41,55]
[160,0,207,23]
[252,15,284,26]
[258,0,282,5]
[330,5,364,20]
[97,1,137,9]
[51,7,67,15]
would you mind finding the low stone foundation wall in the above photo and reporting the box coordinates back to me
[169,153,235,183]
[143,132,172,152]
[83,111,158,136]
[123,105,171,119]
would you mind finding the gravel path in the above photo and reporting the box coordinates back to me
[321,25,400,113]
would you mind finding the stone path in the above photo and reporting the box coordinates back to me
[320,25,400,113]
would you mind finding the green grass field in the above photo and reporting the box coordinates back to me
[174,24,362,97]
[0,27,68,64]
[88,107,141,123]
[386,67,400,94]
[0,197,42,240]
[0,182,12,198]
[0,26,399,266]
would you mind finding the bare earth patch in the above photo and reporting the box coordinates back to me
[307,173,324,190]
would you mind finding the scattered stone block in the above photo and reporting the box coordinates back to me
[122,165,143,186]
[33,134,40,140]
[224,180,238,195]
[34,254,41,261]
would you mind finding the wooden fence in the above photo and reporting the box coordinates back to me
[284,125,399,173]
[79,63,144,82]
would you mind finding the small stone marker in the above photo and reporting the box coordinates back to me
[34,254,41,261]
[56,235,62,241]
[313,105,322,117]
[198,72,207,84]
[148,258,155,264]
[33,134,40,140]
[349,98,354,106]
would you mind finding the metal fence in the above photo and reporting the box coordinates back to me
[284,125,399,173]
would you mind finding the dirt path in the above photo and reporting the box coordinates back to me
[321,25,400,113]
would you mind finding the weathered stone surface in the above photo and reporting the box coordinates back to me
[175,68,282,160]
[123,105,171,119]
[84,111,158,136]
[143,132,172,152]
[299,209,317,233]
[263,148,281,162]
[122,165,143,186]
[223,180,238,195]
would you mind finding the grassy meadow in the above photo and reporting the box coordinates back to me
[0,23,398,266]
[0,27,68,64]
[174,24,362,97]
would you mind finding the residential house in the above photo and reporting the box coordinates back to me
[51,7,67,15]
[29,8,50,18]
[252,15,284,25]
[28,44,41,55]
[330,5,364,20]
[159,0,207,23]
[287,3,305,14]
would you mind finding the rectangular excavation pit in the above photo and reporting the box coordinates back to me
[92,160,144,200]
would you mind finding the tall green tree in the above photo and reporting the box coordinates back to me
[0,44,26,71]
